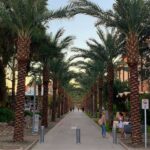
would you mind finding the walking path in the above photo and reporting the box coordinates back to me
[32,109,125,150]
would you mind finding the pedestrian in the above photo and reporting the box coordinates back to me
[117,112,124,139]
[98,112,106,138]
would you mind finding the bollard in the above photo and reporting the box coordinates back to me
[112,127,117,144]
[40,126,45,143]
[76,128,81,144]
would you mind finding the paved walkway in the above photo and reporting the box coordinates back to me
[32,109,125,150]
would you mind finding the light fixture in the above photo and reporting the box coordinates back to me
[124,91,130,96]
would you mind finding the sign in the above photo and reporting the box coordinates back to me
[142,99,149,148]
[142,99,149,110]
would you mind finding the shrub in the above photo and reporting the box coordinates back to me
[24,110,33,117]
[0,108,15,123]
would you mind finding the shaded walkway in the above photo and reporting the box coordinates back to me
[32,109,124,150]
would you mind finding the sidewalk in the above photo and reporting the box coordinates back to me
[32,109,125,150]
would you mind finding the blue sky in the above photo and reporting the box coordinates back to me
[47,0,114,50]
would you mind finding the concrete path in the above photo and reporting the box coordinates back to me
[32,109,125,150]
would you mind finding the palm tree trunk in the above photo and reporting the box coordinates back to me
[64,97,66,114]
[57,102,61,118]
[0,60,6,107]
[140,54,143,92]
[13,35,30,142]
[11,56,16,110]
[87,95,90,113]
[38,83,42,112]
[41,65,49,127]
[93,83,97,117]
[98,76,103,116]
[126,32,142,144]
[61,99,64,116]
[107,63,114,127]
[57,87,61,118]
[129,64,142,144]
[13,61,27,142]
[51,78,57,121]
[90,91,93,116]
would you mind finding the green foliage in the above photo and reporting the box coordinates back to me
[35,112,42,116]
[113,80,130,112]
[114,80,130,93]
[24,110,42,117]
[105,121,112,132]
[24,110,33,117]
[0,108,15,123]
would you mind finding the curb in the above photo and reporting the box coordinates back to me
[107,132,130,150]
[119,140,130,150]
[24,139,39,150]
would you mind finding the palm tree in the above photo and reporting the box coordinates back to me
[49,44,73,121]
[37,29,74,124]
[58,64,76,115]
[87,28,121,124]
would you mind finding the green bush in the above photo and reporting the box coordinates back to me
[105,122,112,132]
[24,111,41,117]
[35,112,42,116]
[0,108,15,123]
[24,110,33,117]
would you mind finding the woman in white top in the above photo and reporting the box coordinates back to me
[117,112,124,138]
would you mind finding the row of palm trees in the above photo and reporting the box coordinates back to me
[0,0,150,145]
[0,0,75,142]
[67,0,150,145]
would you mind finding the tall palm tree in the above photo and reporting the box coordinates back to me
[58,64,76,115]
[49,57,75,121]
[38,29,74,124]
[1,0,73,142]
[88,28,121,124]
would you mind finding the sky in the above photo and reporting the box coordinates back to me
[7,0,115,87]
[47,0,115,51]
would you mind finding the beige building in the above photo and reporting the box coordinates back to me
[116,56,150,93]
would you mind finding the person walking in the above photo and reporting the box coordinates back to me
[98,112,106,138]
[117,112,124,139]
